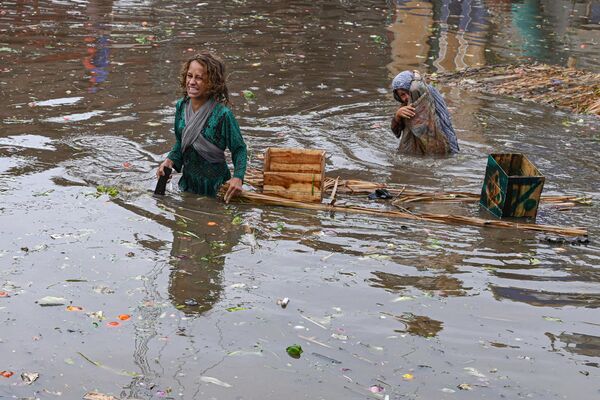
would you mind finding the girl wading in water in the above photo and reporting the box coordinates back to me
[391,70,459,155]
[157,52,247,203]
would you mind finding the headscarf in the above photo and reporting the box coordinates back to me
[391,70,459,154]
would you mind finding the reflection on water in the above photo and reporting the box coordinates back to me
[389,0,489,72]
[168,210,242,315]
[547,331,600,359]
[394,312,444,337]
[390,0,600,72]
[370,271,468,296]
[83,0,113,93]
[492,285,600,308]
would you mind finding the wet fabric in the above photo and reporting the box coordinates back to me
[392,70,413,91]
[181,99,224,164]
[167,97,247,196]
[391,71,459,155]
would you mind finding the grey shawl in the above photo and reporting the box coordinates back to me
[181,98,225,163]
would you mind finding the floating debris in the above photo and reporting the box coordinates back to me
[199,376,232,388]
[83,391,118,400]
[429,63,600,115]
[20,372,39,384]
[276,297,289,308]
[37,296,67,306]
[286,344,303,359]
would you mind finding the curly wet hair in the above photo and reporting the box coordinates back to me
[179,51,230,105]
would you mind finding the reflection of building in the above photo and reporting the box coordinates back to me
[431,0,488,71]
[387,0,489,74]
[547,331,600,358]
[387,1,434,72]
[83,0,113,93]
[483,0,599,69]
[370,271,468,296]
[491,285,600,308]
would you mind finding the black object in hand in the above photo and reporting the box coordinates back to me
[154,167,172,195]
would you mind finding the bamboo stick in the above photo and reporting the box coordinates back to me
[243,171,591,206]
[225,189,587,237]
[326,176,339,205]
[430,63,600,115]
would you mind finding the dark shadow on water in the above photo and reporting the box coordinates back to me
[370,270,468,296]
[112,195,243,316]
[546,331,600,359]
[491,285,600,308]
[394,312,444,338]
[168,209,241,315]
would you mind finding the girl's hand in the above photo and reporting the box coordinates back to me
[224,177,243,203]
[157,159,174,179]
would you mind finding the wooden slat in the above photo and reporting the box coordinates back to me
[262,147,326,202]
[520,156,542,177]
[265,148,324,172]
[492,154,513,174]
[263,172,322,189]
[267,162,323,173]
[261,188,322,203]
[263,172,323,202]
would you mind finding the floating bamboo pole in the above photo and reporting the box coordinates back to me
[243,169,591,206]
[225,188,587,237]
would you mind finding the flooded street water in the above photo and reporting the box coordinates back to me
[1,0,600,399]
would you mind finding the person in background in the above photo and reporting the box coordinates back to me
[157,52,247,203]
[391,70,459,155]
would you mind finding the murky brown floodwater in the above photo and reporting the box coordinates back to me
[1,0,599,399]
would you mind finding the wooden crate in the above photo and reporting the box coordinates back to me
[480,153,545,218]
[263,147,326,202]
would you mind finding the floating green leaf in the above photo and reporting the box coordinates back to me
[226,306,248,312]
[286,344,303,359]
[33,189,54,197]
[135,35,150,45]
[427,238,442,250]
[370,35,384,44]
[96,185,119,197]
[181,230,201,239]
[242,90,256,100]
[543,316,562,323]
[232,215,243,225]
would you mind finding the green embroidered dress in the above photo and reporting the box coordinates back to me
[167,97,247,196]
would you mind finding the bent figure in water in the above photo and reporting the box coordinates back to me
[391,70,459,155]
